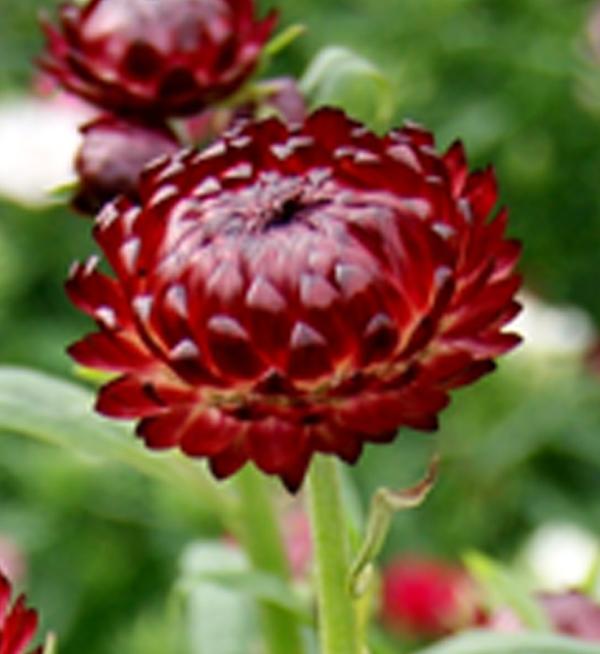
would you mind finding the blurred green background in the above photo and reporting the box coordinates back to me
[1,0,600,652]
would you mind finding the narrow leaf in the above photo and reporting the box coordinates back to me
[264,24,306,59]
[182,569,309,620]
[464,551,551,630]
[0,366,231,520]
[348,455,439,597]
[176,542,257,654]
[413,630,600,654]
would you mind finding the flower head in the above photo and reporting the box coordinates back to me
[0,575,41,654]
[40,0,277,118]
[73,115,181,214]
[66,108,521,491]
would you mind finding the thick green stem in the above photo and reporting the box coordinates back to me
[236,466,304,654]
[308,456,361,654]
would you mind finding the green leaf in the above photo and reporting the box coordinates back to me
[349,456,438,598]
[181,569,309,621]
[413,630,600,654]
[176,542,257,654]
[299,46,394,129]
[463,551,551,630]
[0,366,232,521]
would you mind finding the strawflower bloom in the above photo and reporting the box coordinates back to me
[381,556,481,638]
[66,108,521,490]
[0,574,41,654]
[40,0,277,118]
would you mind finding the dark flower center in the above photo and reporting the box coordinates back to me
[265,197,305,230]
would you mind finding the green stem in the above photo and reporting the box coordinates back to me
[236,466,304,654]
[308,456,361,654]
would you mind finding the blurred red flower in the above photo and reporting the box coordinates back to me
[40,0,276,118]
[0,575,41,654]
[67,108,521,490]
[381,556,481,638]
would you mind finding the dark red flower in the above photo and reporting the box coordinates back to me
[40,0,277,118]
[73,115,181,215]
[381,557,481,638]
[66,108,521,491]
[0,575,41,654]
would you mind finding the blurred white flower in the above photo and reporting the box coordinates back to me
[0,95,93,206]
[521,522,599,590]
[511,290,596,357]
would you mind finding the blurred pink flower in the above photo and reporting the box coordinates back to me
[282,508,312,579]
[0,537,26,587]
[488,591,600,642]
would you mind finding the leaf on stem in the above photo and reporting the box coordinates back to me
[181,569,309,620]
[176,542,256,654]
[348,455,439,598]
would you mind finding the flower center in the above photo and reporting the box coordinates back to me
[264,196,304,230]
